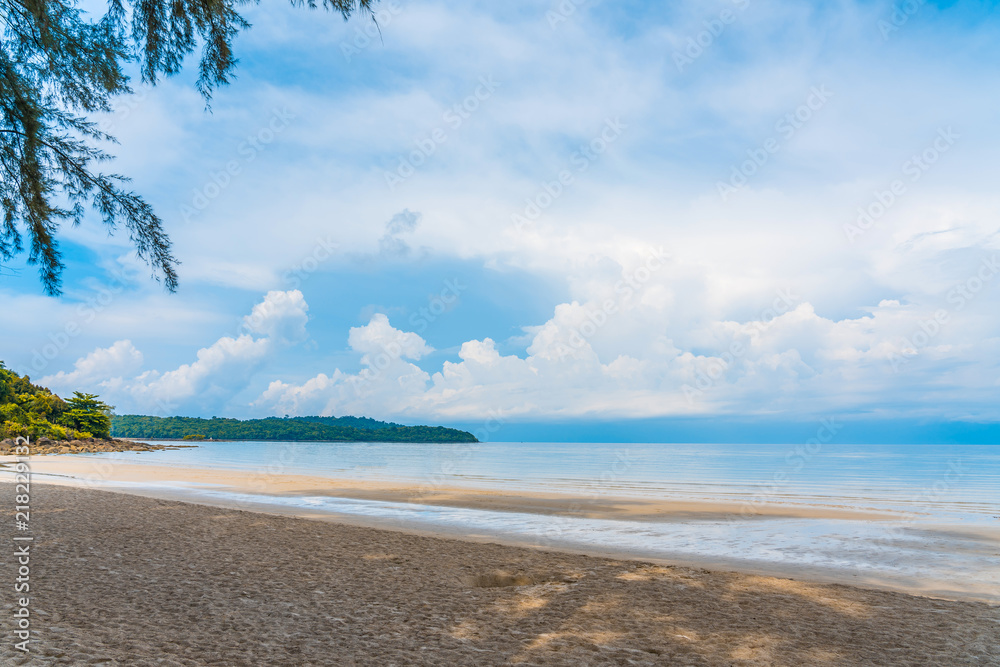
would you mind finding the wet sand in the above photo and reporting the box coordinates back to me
[6,455,999,604]
[12,455,907,522]
[0,482,997,666]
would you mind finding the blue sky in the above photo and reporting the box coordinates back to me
[3,0,1000,442]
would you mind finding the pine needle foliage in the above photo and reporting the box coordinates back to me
[0,0,373,294]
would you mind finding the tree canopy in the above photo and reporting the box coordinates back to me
[0,362,102,439]
[1,0,374,294]
[111,414,480,443]
[0,362,478,444]
[63,390,114,438]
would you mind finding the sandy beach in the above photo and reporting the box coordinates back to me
[9,454,1000,604]
[1,482,998,666]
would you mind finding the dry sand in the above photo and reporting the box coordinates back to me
[1,483,997,666]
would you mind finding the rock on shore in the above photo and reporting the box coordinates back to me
[0,437,176,455]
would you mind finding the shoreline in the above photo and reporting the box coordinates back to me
[3,455,998,604]
[3,455,911,522]
[0,482,997,665]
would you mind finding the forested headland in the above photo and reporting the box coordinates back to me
[2,363,476,445]
[112,415,478,443]
[1,363,113,440]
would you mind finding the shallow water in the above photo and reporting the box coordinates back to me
[91,441,999,520]
[69,441,1000,599]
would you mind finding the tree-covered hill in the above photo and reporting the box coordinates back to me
[301,415,405,431]
[1,361,476,444]
[111,415,478,444]
[1,363,113,440]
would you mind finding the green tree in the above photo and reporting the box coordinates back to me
[26,390,67,421]
[110,414,479,443]
[0,361,13,404]
[61,391,114,438]
[1,0,374,294]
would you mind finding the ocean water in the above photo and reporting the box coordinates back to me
[88,441,999,519]
[63,441,1000,599]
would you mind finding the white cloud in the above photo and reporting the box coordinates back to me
[255,313,434,417]
[254,253,1000,423]
[45,291,311,415]
[116,334,271,414]
[347,313,433,361]
[241,289,309,344]
[40,340,144,393]
[6,1,1000,427]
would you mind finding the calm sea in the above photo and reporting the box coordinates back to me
[70,441,1000,600]
[95,440,999,518]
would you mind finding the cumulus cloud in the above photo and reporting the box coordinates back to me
[255,313,434,417]
[240,289,309,344]
[116,334,271,414]
[347,313,433,360]
[254,248,1000,424]
[40,340,144,393]
[8,1,1000,428]
[50,291,311,415]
